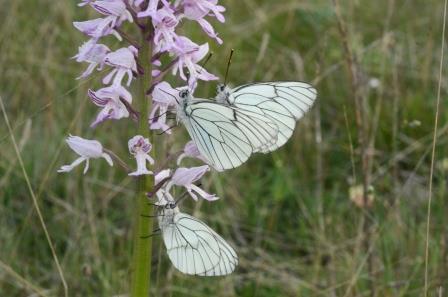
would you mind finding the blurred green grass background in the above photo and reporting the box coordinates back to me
[1,0,448,296]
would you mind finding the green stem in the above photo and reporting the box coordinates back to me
[130,26,154,297]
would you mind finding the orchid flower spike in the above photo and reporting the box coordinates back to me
[58,135,113,174]
[128,135,155,176]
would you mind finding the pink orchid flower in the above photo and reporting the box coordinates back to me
[72,39,110,79]
[149,82,178,133]
[171,37,218,87]
[103,46,138,86]
[152,6,179,53]
[128,135,155,176]
[91,0,133,26]
[167,165,219,201]
[179,0,225,44]
[182,0,226,23]
[73,16,122,40]
[137,0,170,18]
[58,135,113,174]
[88,85,133,127]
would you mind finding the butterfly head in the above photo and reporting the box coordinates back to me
[165,202,177,210]
[177,88,192,108]
[217,83,226,93]
[158,201,180,222]
[216,83,231,104]
[179,89,189,100]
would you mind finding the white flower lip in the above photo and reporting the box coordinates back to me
[128,135,154,176]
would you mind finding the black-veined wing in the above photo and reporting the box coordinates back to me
[181,99,278,171]
[221,81,317,152]
[160,212,238,276]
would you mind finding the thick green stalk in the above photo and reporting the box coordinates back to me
[130,27,154,297]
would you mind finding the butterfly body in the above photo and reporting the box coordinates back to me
[157,203,180,230]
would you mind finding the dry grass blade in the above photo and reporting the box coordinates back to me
[0,96,68,297]
[424,0,447,295]
[343,105,357,183]
[331,0,375,294]
[0,259,49,297]
[342,230,379,297]
[0,119,31,188]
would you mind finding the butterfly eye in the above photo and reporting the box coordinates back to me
[217,84,225,92]
[179,89,189,99]
[169,203,176,209]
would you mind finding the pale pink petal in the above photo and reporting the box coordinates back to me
[152,82,178,105]
[59,135,113,174]
[177,141,209,165]
[171,165,209,186]
[66,135,104,158]
[187,184,219,201]
[197,18,223,44]
[57,157,87,173]
[155,169,171,184]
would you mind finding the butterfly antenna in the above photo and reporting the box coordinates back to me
[175,191,190,206]
[147,176,171,198]
[159,88,179,104]
[141,214,164,218]
[140,228,161,239]
[224,49,234,86]
[148,109,170,122]
[195,52,214,76]
[201,52,213,69]
[157,125,177,135]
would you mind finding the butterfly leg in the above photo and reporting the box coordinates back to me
[157,125,177,135]
[140,228,161,239]
[140,214,164,218]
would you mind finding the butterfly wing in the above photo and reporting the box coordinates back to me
[161,212,238,276]
[225,82,317,152]
[181,100,278,171]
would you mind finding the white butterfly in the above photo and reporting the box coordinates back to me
[175,88,279,171]
[215,81,317,152]
[158,200,238,276]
